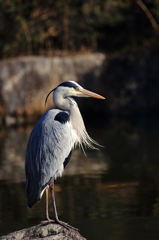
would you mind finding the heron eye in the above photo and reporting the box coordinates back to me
[74,87,79,91]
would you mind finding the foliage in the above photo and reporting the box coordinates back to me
[0,0,159,58]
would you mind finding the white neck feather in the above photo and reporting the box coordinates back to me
[53,89,100,151]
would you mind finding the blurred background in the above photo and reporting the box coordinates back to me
[1,1,159,239]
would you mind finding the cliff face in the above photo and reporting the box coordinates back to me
[100,53,159,116]
[81,53,159,121]
[0,52,159,125]
[0,54,105,125]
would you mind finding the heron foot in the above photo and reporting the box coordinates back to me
[41,219,78,231]
[55,219,79,231]
[41,218,55,224]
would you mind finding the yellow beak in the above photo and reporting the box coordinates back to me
[80,89,105,99]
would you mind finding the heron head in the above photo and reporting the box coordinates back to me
[45,80,105,105]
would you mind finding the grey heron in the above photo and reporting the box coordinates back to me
[25,80,105,230]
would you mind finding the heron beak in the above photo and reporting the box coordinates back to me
[80,89,105,99]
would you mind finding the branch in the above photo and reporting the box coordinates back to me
[136,0,159,31]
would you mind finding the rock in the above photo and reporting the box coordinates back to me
[0,223,86,240]
[0,54,105,125]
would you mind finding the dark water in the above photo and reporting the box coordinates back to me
[1,116,159,240]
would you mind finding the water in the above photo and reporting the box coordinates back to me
[1,116,159,240]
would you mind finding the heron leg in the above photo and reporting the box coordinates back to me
[45,186,50,220]
[49,179,78,231]
[49,179,60,222]
[41,186,54,224]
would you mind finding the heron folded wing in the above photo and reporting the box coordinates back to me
[25,109,75,208]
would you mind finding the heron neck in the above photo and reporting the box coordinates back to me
[69,103,86,141]
[53,93,86,140]
[53,94,71,111]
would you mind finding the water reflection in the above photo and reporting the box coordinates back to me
[0,116,159,240]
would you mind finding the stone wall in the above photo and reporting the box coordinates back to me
[0,53,105,125]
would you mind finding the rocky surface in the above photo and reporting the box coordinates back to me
[0,223,86,240]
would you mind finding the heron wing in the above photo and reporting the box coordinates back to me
[25,109,75,208]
